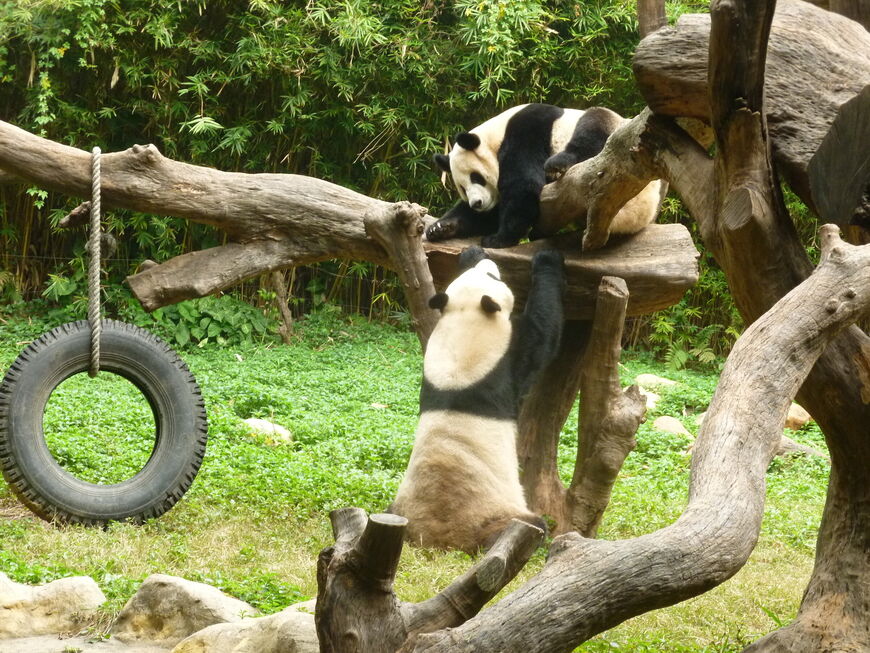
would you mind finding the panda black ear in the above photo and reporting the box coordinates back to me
[429,292,449,312]
[480,295,501,314]
[433,153,451,173]
[455,132,480,151]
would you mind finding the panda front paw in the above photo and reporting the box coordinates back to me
[481,232,520,249]
[424,217,459,242]
[532,249,565,273]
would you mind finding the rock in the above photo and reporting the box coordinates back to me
[639,389,660,411]
[242,418,292,444]
[0,634,170,652]
[776,434,828,459]
[0,572,106,638]
[785,403,813,431]
[652,416,692,438]
[111,574,258,647]
[171,603,318,653]
[635,373,678,388]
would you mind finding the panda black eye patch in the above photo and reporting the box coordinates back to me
[470,172,486,186]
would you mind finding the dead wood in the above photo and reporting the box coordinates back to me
[365,203,439,348]
[633,0,870,214]
[808,84,870,242]
[516,322,589,527]
[704,1,870,649]
[0,119,698,330]
[315,509,543,653]
[516,277,646,536]
[637,0,667,37]
[269,270,294,345]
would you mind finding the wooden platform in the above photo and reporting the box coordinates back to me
[424,223,699,320]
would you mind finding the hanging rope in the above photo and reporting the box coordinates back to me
[88,147,102,377]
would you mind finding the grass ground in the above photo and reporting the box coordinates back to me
[0,308,830,651]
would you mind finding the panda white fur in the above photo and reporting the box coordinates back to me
[428,103,664,248]
[389,246,564,552]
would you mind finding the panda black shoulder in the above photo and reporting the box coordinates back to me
[499,104,564,161]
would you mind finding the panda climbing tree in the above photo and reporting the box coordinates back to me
[0,0,868,652]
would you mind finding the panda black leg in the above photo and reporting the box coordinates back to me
[481,191,539,249]
[425,201,500,242]
[544,151,580,182]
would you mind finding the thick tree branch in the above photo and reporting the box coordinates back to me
[365,202,439,348]
[633,0,870,214]
[539,109,716,249]
[425,226,699,319]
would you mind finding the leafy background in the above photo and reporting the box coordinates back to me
[0,0,742,365]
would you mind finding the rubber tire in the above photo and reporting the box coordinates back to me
[0,320,208,525]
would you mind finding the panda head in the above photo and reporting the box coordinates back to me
[433,131,499,213]
[428,250,514,319]
[424,249,514,388]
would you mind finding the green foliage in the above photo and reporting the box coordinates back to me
[0,310,829,646]
[43,371,156,484]
[630,197,743,369]
[0,0,656,302]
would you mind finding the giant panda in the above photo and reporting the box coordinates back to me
[389,245,564,553]
[428,103,665,248]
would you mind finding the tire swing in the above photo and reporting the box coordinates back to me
[0,149,208,525]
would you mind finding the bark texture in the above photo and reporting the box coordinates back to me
[633,0,870,215]
[315,509,543,653]
[404,227,870,653]
[808,84,870,243]
[703,1,870,649]
[516,321,589,528]
[637,0,667,37]
[516,277,646,536]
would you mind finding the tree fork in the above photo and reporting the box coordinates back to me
[705,1,870,649]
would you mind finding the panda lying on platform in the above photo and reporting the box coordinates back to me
[428,103,665,248]
[389,246,564,553]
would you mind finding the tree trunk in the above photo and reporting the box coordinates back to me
[633,0,870,216]
[269,271,294,345]
[637,0,667,38]
[705,1,870,650]
[516,320,589,527]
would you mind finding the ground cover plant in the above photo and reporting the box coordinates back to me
[0,305,829,651]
